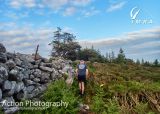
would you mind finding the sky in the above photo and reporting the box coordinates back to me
[0,0,160,62]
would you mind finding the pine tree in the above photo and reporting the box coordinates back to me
[154,59,159,66]
[136,59,140,65]
[117,48,125,63]
[49,27,81,60]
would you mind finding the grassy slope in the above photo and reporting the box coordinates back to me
[84,62,160,114]
[16,62,160,114]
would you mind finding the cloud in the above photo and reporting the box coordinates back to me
[0,23,75,57]
[10,0,36,8]
[42,0,68,10]
[79,27,160,61]
[63,7,76,16]
[81,7,100,17]
[107,1,126,12]
[72,0,91,6]
[0,24,54,57]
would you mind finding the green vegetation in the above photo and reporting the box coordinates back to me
[17,61,160,114]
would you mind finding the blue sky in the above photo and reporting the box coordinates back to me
[0,0,160,62]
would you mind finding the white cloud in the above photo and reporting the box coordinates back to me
[42,0,68,10]
[71,0,91,6]
[82,7,100,17]
[10,0,36,8]
[79,27,160,61]
[63,7,76,16]
[0,25,54,56]
[131,41,160,49]
[107,1,126,12]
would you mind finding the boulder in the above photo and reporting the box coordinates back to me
[7,81,17,96]
[15,82,24,93]
[29,74,34,79]
[3,80,12,91]
[40,72,50,83]
[24,79,36,86]
[0,66,8,83]
[0,43,6,53]
[33,69,41,78]
[6,60,16,70]
[0,88,2,100]
[14,58,22,66]
[9,69,18,76]
[16,90,24,100]
[6,52,15,60]
[33,78,40,82]
[26,85,35,93]
[39,66,53,72]
[9,69,24,82]
[0,52,7,63]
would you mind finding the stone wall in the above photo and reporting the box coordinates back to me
[0,43,68,114]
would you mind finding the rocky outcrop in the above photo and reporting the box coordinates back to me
[0,43,69,114]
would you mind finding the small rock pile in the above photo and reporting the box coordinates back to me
[0,43,68,113]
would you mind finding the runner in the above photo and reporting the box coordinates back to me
[76,60,88,96]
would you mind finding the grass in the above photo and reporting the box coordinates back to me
[15,62,160,114]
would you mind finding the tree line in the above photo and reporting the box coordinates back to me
[49,27,159,67]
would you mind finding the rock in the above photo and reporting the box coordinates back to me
[33,78,40,82]
[40,72,50,83]
[17,53,35,63]
[1,97,19,114]
[14,58,22,66]
[78,103,90,113]
[9,69,18,76]
[41,58,49,63]
[6,60,16,70]
[21,60,32,69]
[0,52,7,63]
[24,79,36,86]
[21,69,30,79]
[33,69,41,78]
[16,90,24,100]
[3,80,12,91]
[29,74,34,79]
[0,88,2,100]
[26,85,35,93]
[50,69,59,80]
[6,52,15,60]
[15,82,24,93]
[4,106,19,114]
[3,81,16,96]
[39,66,53,72]
[9,69,24,82]
[31,88,39,97]
[0,66,8,83]
[0,43,6,53]
[8,81,16,95]
[38,85,47,92]
[33,65,38,69]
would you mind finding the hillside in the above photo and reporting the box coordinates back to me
[17,61,160,114]
[83,62,160,114]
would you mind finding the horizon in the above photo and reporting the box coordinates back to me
[0,0,160,62]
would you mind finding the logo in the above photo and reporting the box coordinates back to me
[130,7,140,20]
[130,6,153,24]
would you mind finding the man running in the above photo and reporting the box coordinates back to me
[76,60,88,96]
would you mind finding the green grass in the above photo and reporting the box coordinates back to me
[15,62,160,114]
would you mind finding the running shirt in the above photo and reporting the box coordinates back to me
[77,64,87,76]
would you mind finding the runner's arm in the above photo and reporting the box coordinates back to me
[86,69,89,78]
